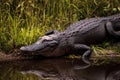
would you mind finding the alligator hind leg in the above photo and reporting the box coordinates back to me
[106,21,120,38]
[74,44,92,64]
[112,21,120,31]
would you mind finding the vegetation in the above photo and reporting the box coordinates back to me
[0,0,120,53]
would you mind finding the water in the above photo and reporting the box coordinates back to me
[0,58,120,80]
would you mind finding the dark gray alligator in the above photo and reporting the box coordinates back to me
[20,14,120,64]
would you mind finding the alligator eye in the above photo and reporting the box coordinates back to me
[42,39,52,43]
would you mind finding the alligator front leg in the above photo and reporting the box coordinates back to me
[73,44,92,64]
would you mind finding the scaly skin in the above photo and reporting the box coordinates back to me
[20,14,120,65]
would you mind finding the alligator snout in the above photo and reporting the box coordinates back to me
[20,46,32,51]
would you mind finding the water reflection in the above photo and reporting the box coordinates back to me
[0,58,120,80]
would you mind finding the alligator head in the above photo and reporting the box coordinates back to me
[20,34,60,57]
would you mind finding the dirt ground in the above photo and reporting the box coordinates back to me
[0,52,27,61]
[0,51,120,63]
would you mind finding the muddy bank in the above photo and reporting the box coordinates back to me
[0,51,120,64]
[0,52,29,61]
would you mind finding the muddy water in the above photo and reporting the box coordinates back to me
[0,58,120,80]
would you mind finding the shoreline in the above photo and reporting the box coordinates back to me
[0,52,120,62]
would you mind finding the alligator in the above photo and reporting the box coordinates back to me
[20,14,120,64]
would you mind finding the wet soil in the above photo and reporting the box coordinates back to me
[0,51,120,62]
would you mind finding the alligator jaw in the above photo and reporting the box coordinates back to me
[20,43,46,55]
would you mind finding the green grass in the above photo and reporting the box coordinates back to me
[0,0,120,53]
